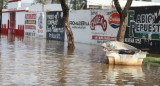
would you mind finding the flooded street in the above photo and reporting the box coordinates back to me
[0,35,160,86]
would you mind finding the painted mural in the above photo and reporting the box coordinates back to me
[36,12,44,38]
[125,6,160,53]
[90,10,119,44]
[46,11,65,41]
[69,10,120,44]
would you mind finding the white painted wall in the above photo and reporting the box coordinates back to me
[16,12,26,29]
[152,0,160,2]
[28,4,62,12]
[68,10,91,44]
[2,13,9,28]
[68,9,119,45]
[8,1,21,9]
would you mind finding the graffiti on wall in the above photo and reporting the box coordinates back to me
[90,10,119,44]
[38,13,43,29]
[125,6,160,52]
[46,11,65,41]
[36,13,44,38]
[25,13,37,36]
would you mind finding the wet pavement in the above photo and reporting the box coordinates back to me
[0,35,160,86]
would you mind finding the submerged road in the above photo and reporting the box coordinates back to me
[0,35,160,86]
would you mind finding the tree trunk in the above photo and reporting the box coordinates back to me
[42,0,44,12]
[0,0,3,29]
[60,0,75,49]
[117,15,128,42]
[113,0,133,42]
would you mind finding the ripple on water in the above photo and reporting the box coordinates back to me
[0,35,160,86]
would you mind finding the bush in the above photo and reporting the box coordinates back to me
[144,57,160,64]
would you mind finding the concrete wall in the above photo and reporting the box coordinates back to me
[16,12,26,29]
[68,9,119,45]
[1,9,120,45]
[2,13,9,28]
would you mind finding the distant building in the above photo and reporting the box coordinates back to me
[1,0,62,38]
[152,0,160,2]
[86,0,160,9]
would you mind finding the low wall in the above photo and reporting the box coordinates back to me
[1,6,160,53]
[46,9,120,44]
[1,12,46,38]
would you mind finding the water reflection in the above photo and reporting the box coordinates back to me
[0,35,160,86]
[105,65,145,85]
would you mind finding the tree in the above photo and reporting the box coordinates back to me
[33,0,75,49]
[3,0,8,9]
[34,0,60,4]
[59,0,75,49]
[0,0,3,29]
[113,0,133,42]
[51,0,60,4]
[70,0,87,10]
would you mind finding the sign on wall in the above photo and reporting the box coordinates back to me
[90,10,119,44]
[68,10,120,44]
[46,11,65,41]
[69,10,91,43]
[125,6,160,52]
[24,13,37,37]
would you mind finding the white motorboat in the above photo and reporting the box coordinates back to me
[102,41,147,66]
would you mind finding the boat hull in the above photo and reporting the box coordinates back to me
[106,51,147,66]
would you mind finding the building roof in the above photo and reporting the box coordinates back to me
[87,0,160,8]
[28,4,62,12]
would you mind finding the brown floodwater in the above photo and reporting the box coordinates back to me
[0,35,160,86]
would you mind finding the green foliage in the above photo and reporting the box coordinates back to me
[4,0,8,9]
[71,0,86,10]
[51,0,60,4]
[34,0,60,4]
[34,0,42,4]
[144,57,160,64]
